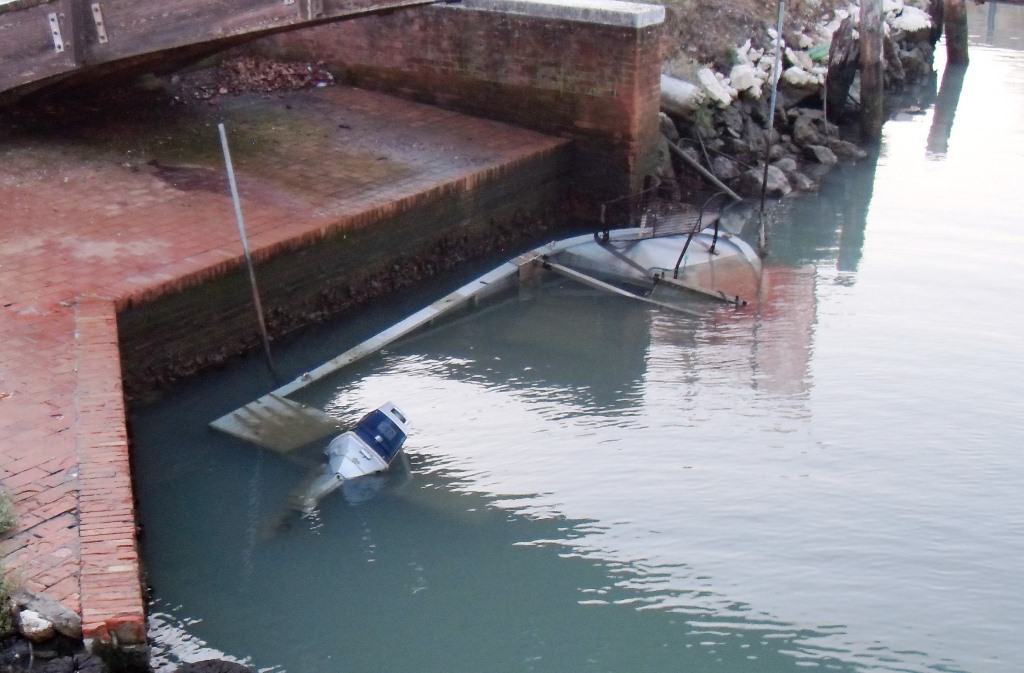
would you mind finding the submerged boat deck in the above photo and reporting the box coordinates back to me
[212,219,764,448]
[0,84,568,650]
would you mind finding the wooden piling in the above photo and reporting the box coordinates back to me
[859,0,885,141]
[943,0,970,65]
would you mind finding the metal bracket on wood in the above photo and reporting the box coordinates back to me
[91,3,109,44]
[307,0,324,18]
[47,13,65,53]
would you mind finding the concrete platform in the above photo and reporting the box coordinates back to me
[0,83,568,651]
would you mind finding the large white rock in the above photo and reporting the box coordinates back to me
[824,5,859,32]
[883,0,904,14]
[717,71,739,99]
[729,63,763,97]
[890,6,931,32]
[12,588,83,638]
[735,39,753,64]
[660,74,705,115]
[782,65,822,88]
[697,67,735,107]
[17,609,56,643]
[786,47,815,70]
[822,16,844,37]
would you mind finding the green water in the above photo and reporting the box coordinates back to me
[131,12,1024,673]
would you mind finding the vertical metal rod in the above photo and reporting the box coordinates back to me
[218,122,276,373]
[758,0,786,255]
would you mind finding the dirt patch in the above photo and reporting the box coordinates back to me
[661,0,841,75]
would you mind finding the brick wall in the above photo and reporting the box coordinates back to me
[116,143,570,400]
[250,1,664,207]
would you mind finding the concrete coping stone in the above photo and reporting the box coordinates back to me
[454,0,665,28]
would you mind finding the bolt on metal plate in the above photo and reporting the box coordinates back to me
[48,13,64,53]
[91,3,109,44]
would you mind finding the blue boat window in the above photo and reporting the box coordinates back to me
[354,410,406,463]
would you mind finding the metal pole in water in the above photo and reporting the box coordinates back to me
[758,0,785,255]
[218,122,276,373]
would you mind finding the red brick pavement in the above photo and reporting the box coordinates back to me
[0,85,567,648]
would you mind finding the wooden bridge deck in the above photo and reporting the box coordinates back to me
[0,0,435,98]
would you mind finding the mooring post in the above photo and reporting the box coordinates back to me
[218,122,276,374]
[943,0,970,65]
[859,0,885,142]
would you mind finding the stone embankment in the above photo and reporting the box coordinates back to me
[657,0,938,199]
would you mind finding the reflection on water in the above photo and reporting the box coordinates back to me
[973,2,1024,48]
[927,64,967,157]
[132,12,1024,673]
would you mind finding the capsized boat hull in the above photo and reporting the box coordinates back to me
[546,226,761,295]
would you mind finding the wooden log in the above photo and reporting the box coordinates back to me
[929,0,945,45]
[825,17,858,122]
[859,0,885,141]
[943,0,969,65]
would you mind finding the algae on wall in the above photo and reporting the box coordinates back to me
[0,489,14,636]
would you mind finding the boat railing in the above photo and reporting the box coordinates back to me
[672,191,729,279]
[596,188,710,243]
[596,186,656,242]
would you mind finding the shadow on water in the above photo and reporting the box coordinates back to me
[758,152,876,274]
[927,64,968,158]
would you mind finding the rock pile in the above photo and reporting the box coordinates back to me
[658,0,940,199]
[1,589,106,673]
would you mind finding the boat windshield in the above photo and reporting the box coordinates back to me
[354,410,406,463]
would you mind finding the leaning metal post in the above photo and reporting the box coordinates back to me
[218,122,276,374]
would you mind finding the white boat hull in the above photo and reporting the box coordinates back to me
[543,226,762,303]
[326,432,389,479]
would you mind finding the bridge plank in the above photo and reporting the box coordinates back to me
[96,0,297,55]
[2,0,436,97]
[0,1,79,91]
